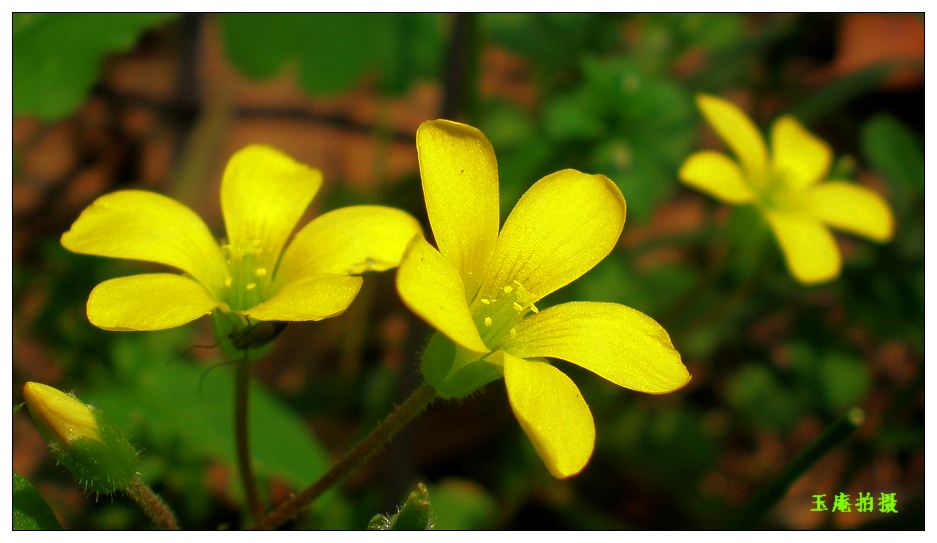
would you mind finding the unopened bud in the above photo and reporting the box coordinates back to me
[23,382,139,494]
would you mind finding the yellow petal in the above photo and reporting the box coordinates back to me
[765,210,841,285]
[245,273,362,322]
[416,120,500,297]
[395,237,488,354]
[499,351,595,479]
[87,274,218,331]
[679,151,756,204]
[696,93,768,179]
[61,190,226,295]
[275,205,423,286]
[770,115,832,190]
[804,181,894,242]
[505,302,690,394]
[479,169,625,303]
[221,145,322,273]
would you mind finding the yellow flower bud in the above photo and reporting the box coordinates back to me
[23,382,102,445]
[23,382,139,494]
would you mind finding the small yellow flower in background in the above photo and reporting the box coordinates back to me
[679,93,895,285]
[397,120,690,478]
[62,145,422,334]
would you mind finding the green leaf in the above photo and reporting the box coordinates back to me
[727,365,803,431]
[428,479,497,530]
[83,332,333,508]
[13,472,61,530]
[220,14,441,96]
[13,13,177,120]
[861,114,924,193]
[818,352,871,411]
[368,482,433,530]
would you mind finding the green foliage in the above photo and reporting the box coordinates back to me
[429,479,498,529]
[368,482,433,530]
[727,365,803,431]
[13,13,176,120]
[544,57,696,222]
[82,331,333,507]
[861,114,924,194]
[220,14,442,96]
[13,472,61,530]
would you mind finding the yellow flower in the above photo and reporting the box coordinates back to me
[62,145,422,332]
[679,94,895,285]
[396,120,690,478]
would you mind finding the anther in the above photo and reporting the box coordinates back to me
[503,285,514,294]
[255,267,267,278]
[512,302,524,312]
[246,283,257,291]
[480,298,491,305]
[224,276,233,288]
[484,317,493,327]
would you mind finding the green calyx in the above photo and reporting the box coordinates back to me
[420,333,502,399]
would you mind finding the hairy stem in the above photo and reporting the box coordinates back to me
[235,359,264,522]
[255,382,437,530]
[125,476,179,530]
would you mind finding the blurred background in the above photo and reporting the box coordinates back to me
[12,13,924,530]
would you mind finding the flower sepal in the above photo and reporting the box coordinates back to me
[421,333,501,399]
[23,382,140,494]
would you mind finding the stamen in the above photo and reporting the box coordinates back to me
[224,276,233,288]
[480,298,491,305]
[255,267,267,278]
[484,317,493,327]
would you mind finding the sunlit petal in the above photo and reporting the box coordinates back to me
[765,210,841,285]
[479,169,625,303]
[87,273,218,331]
[221,145,322,273]
[771,115,832,190]
[416,120,500,297]
[276,205,423,286]
[505,302,690,394]
[395,237,488,354]
[804,181,894,242]
[696,93,768,179]
[499,351,595,479]
[679,151,755,204]
[61,190,226,295]
[245,274,362,322]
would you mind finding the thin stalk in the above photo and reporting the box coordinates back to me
[125,476,179,530]
[732,407,865,529]
[235,359,264,522]
[255,382,438,530]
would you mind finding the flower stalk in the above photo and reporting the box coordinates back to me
[255,382,437,530]
[125,476,180,530]
[235,358,264,522]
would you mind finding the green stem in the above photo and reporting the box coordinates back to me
[732,407,865,529]
[125,476,179,530]
[254,382,438,530]
[235,359,264,522]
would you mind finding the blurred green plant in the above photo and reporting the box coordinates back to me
[13,472,61,530]
[13,13,177,120]
[220,14,442,96]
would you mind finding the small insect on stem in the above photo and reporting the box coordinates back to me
[227,319,288,352]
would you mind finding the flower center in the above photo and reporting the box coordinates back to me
[470,280,539,350]
[222,240,273,312]
[755,168,804,213]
